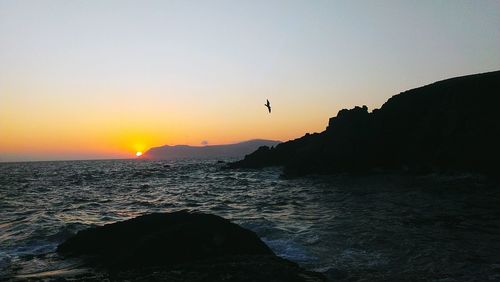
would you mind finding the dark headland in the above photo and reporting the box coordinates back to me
[229,70,500,176]
[142,139,281,160]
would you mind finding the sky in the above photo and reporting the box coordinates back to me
[1,0,500,162]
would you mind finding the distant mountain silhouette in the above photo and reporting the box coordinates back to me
[142,139,281,160]
[229,70,500,175]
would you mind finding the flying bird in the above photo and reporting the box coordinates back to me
[265,99,271,113]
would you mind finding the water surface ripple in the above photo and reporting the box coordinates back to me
[1,159,499,281]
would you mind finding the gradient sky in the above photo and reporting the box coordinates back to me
[1,0,500,162]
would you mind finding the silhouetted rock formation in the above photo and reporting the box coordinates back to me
[57,211,325,281]
[142,139,281,160]
[229,70,500,175]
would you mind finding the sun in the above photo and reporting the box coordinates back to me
[135,151,143,157]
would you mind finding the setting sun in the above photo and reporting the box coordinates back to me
[135,152,143,157]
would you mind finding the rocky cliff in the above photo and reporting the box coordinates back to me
[229,70,500,175]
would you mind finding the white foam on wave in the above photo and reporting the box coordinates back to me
[263,238,317,262]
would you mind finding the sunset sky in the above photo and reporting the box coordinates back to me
[1,1,500,162]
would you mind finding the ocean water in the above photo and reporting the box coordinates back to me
[1,159,500,281]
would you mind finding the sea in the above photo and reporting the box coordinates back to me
[1,159,500,281]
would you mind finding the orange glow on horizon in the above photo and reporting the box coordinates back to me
[0,87,335,162]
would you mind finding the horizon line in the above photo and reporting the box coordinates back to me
[0,138,283,164]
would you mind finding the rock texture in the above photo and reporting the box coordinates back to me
[57,211,325,281]
[228,70,500,176]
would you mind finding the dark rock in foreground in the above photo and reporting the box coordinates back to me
[57,211,273,268]
[61,255,324,282]
[57,211,324,281]
[229,70,500,176]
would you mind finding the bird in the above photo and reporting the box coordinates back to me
[265,99,271,113]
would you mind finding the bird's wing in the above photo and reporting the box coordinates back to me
[265,99,271,113]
